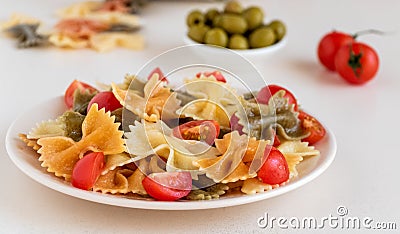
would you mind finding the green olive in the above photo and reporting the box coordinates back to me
[204,28,228,47]
[224,0,243,14]
[228,34,249,50]
[249,27,276,48]
[220,13,248,34]
[243,6,264,31]
[205,8,220,25]
[269,20,286,41]
[188,24,210,43]
[212,14,222,28]
[186,10,205,27]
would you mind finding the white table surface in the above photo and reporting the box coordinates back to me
[1,0,399,233]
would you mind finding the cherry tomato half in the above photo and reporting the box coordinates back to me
[64,80,98,109]
[334,42,379,85]
[87,91,122,113]
[196,71,227,83]
[173,120,220,145]
[257,146,289,185]
[71,152,105,190]
[298,111,326,145]
[142,171,192,201]
[317,31,354,71]
[256,85,298,110]
[148,67,168,82]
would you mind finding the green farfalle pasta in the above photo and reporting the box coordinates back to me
[237,90,309,141]
[62,111,85,142]
[72,88,98,115]
[186,184,230,200]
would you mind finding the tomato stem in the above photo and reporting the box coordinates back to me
[352,29,388,39]
[348,46,363,78]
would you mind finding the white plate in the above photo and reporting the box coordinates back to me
[183,34,287,56]
[6,96,336,210]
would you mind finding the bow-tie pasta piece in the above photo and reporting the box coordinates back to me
[37,104,125,180]
[186,184,229,200]
[93,168,133,194]
[241,178,272,195]
[102,153,134,175]
[177,77,240,128]
[277,140,319,177]
[193,131,257,183]
[277,140,320,157]
[125,120,218,179]
[90,32,144,52]
[19,134,41,152]
[112,75,180,122]
[1,13,41,30]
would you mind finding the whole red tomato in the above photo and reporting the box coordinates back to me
[334,42,379,85]
[317,31,354,71]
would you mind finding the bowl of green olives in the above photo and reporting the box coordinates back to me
[184,0,287,55]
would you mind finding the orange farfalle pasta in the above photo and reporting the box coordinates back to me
[112,74,180,122]
[54,18,110,39]
[37,104,125,180]
[19,133,41,151]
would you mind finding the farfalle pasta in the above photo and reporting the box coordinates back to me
[19,69,325,201]
[2,1,144,51]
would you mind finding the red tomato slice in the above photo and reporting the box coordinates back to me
[173,120,220,145]
[142,172,192,201]
[148,67,168,82]
[64,80,98,109]
[87,91,122,112]
[272,130,281,147]
[257,146,289,185]
[256,85,298,110]
[298,111,326,145]
[71,152,105,190]
[196,71,227,83]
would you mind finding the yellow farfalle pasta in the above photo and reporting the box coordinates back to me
[193,131,257,183]
[37,104,125,180]
[277,140,319,177]
[278,140,320,157]
[177,77,241,128]
[49,33,89,49]
[27,116,65,139]
[284,153,303,178]
[86,11,140,27]
[1,13,41,30]
[93,168,133,194]
[125,120,218,179]
[241,178,272,195]
[102,153,133,175]
[90,32,144,52]
[112,74,180,122]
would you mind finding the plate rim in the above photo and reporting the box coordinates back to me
[5,96,336,210]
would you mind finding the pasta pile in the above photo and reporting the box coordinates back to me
[20,72,320,200]
[1,1,144,52]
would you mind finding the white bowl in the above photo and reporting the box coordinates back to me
[183,33,287,57]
